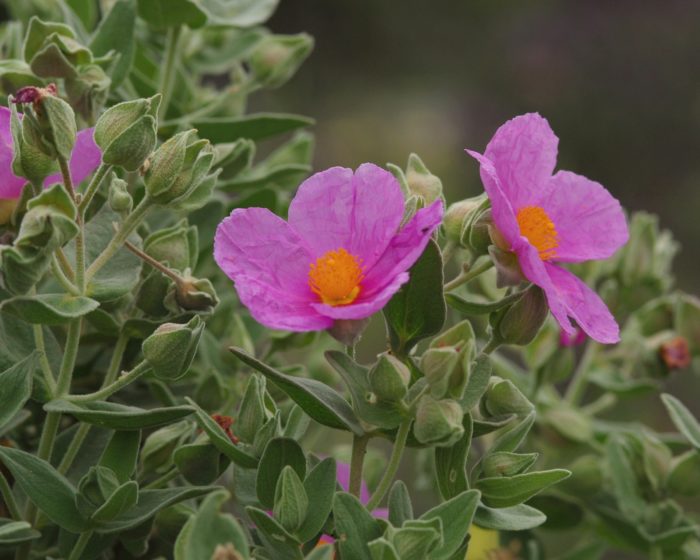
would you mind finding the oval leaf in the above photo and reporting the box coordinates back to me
[476,469,571,508]
[194,113,314,144]
[0,352,37,431]
[1,294,99,325]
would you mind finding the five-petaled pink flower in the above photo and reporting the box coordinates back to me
[0,106,102,200]
[467,113,628,344]
[214,163,443,331]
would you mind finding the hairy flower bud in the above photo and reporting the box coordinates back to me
[249,33,314,89]
[107,175,133,214]
[493,285,548,346]
[142,316,204,380]
[421,347,460,399]
[414,395,464,447]
[369,352,411,402]
[443,194,485,243]
[273,466,308,532]
[405,153,442,204]
[94,95,160,171]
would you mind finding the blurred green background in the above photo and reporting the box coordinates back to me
[257,0,700,290]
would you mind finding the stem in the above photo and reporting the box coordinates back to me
[55,248,75,281]
[78,163,111,215]
[85,196,152,281]
[68,531,93,560]
[0,471,21,520]
[58,156,85,292]
[33,324,56,395]
[123,239,183,284]
[441,240,457,266]
[565,341,599,405]
[348,434,369,498]
[57,156,76,204]
[365,419,412,511]
[158,25,182,120]
[58,333,129,475]
[144,468,179,489]
[68,361,151,402]
[444,259,494,291]
[50,256,80,295]
[482,337,502,355]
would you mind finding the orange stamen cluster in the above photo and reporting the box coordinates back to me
[308,248,364,306]
[516,205,558,261]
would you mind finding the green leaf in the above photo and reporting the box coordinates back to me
[256,437,306,509]
[460,354,492,411]
[199,0,279,27]
[194,113,314,144]
[174,443,225,485]
[99,486,218,533]
[174,489,250,560]
[384,240,445,357]
[90,0,136,86]
[0,352,37,431]
[388,480,414,527]
[0,446,87,533]
[246,507,302,560]
[297,457,336,542]
[667,451,700,496]
[220,162,311,192]
[100,430,141,484]
[92,481,139,522]
[481,452,539,478]
[185,397,259,469]
[368,539,400,560]
[420,489,480,559]
[0,519,41,545]
[44,400,194,430]
[446,293,520,315]
[434,413,472,500]
[1,294,99,325]
[333,492,383,560]
[488,412,535,454]
[476,469,571,508]
[136,0,207,28]
[230,347,364,436]
[661,393,700,449]
[473,503,547,531]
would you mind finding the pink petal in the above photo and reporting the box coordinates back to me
[482,113,559,211]
[313,272,409,320]
[214,208,329,331]
[288,164,405,268]
[537,171,629,263]
[465,149,520,246]
[336,462,371,504]
[0,107,28,199]
[361,199,444,295]
[544,263,620,344]
[45,128,102,187]
[513,239,575,336]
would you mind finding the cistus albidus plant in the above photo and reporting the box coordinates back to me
[0,2,697,560]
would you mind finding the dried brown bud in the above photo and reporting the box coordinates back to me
[211,414,239,444]
[659,337,691,370]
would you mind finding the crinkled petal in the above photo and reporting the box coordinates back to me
[513,239,575,336]
[313,272,409,320]
[234,274,333,331]
[45,128,102,187]
[483,113,559,210]
[288,164,405,267]
[362,199,444,295]
[544,263,620,344]
[465,150,520,246]
[214,208,330,331]
[336,462,371,504]
[537,171,629,263]
[0,107,27,199]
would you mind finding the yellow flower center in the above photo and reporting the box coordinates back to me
[308,248,364,306]
[516,205,558,261]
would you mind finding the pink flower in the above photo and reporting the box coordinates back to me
[559,326,586,347]
[214,163,443,331]
[0,106,102,200]
[467,114,628,344]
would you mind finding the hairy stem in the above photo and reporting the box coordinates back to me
[349,434,369,498]
[158,25,182,121]
[365,418,412,511]
[0,471,21,520]
[50,256,80,295]
[444,259,494,291]
[58,156,85,292]
[68,361,151,403]
[78,162,112,215]
[32,324,56,395]
[68,531,93,560]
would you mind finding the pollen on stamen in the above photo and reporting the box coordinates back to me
[308,248,364,306]
[516,205,558,261]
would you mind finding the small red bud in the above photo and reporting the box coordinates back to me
[659,337,691,370]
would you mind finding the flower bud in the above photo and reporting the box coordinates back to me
[273,465,308,532]
[482,377,534,417]
[443,194,486,243]
[13,84,76,161]
[369,353,411,402]
[166,273,219,314]
[8,103,55,184]
[145,130,214,205]
[494,285,548,346]
[142,316,204,380]
[405,153,442,204]
[94,95,160,171]
[659,336,691,370]
[249,33,314,89]
[467,207,494,255]
[14,183,78,251]
[413,395,464,447]
[107,175,133,214]
[421,347,459,399]
[488,246,525,289]
[236,375,269,444]
[75,466,119,519]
